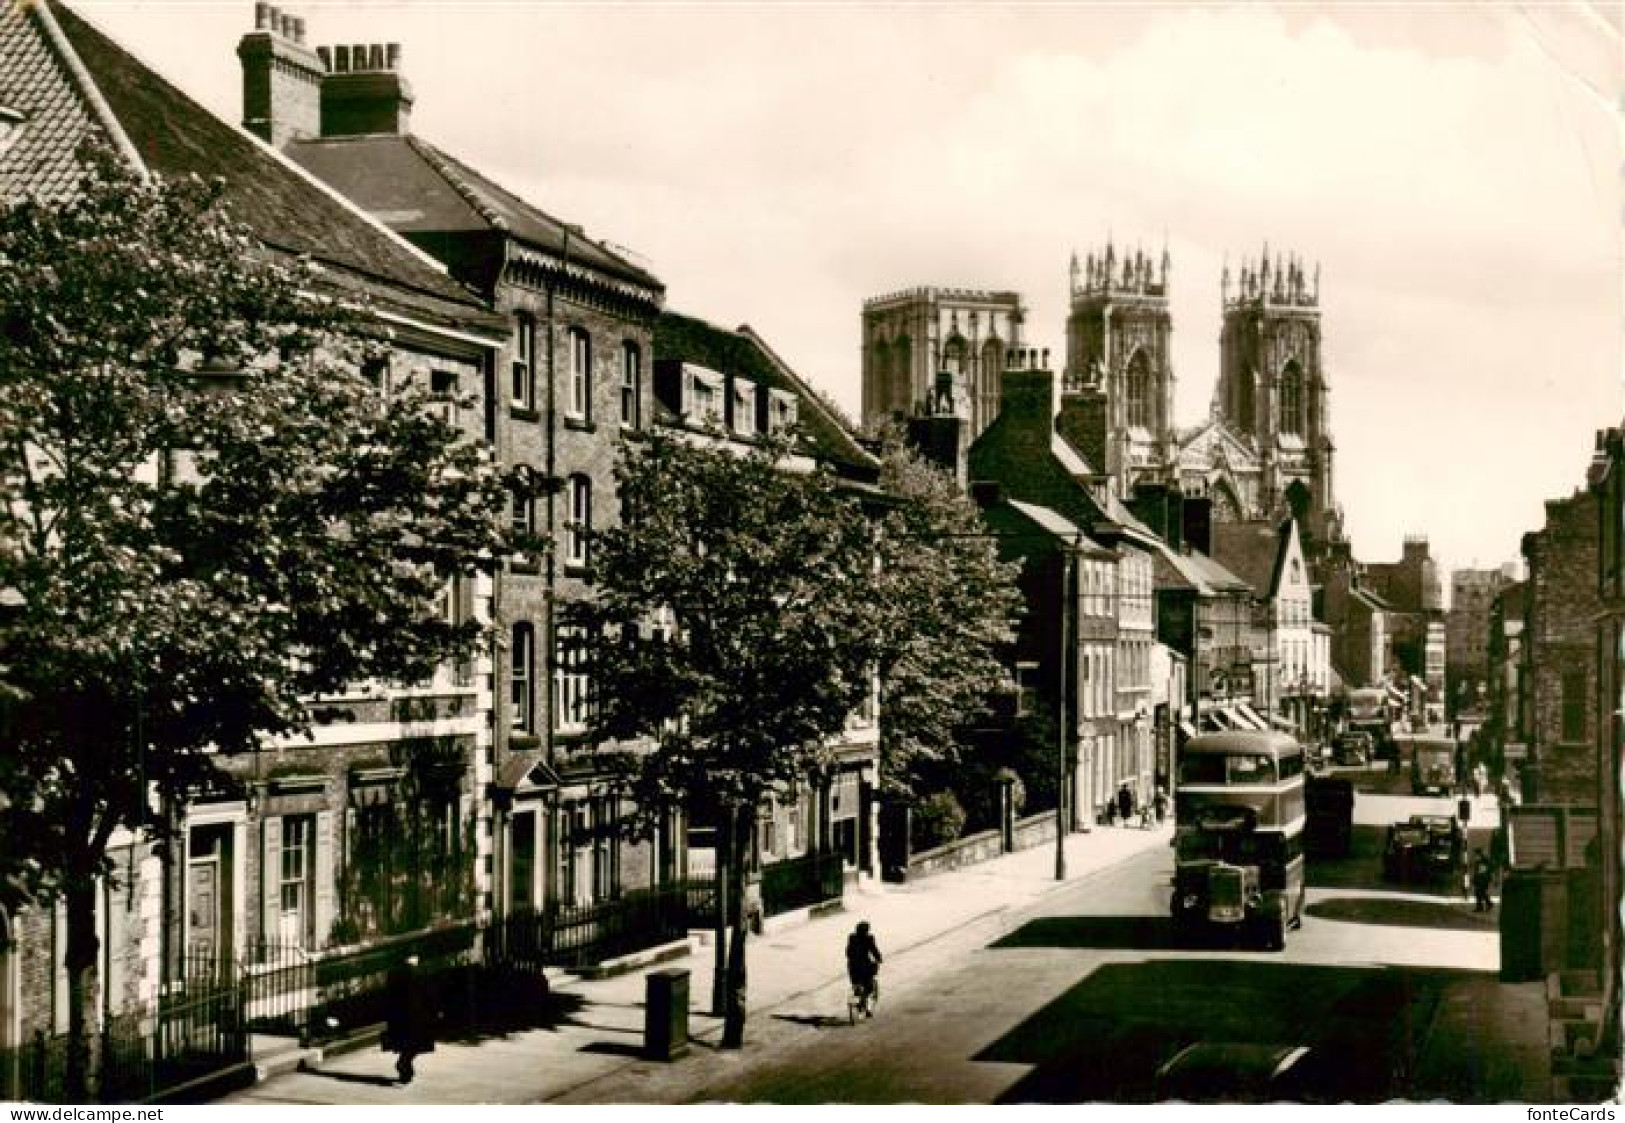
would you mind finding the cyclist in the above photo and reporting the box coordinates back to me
[845,920,883,1018]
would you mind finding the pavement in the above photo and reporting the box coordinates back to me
[221,813,1556,1105]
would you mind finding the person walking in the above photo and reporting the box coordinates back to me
[1153,784,1169,825]
[1471,850,1496,913]
[383,954,435,1085]
[1116,784,1134,827]
[845,921,883,1017]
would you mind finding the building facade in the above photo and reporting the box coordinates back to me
[1447,565,1513,719]
[1520,490,1602,805]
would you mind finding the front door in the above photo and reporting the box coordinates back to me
[187,855,221,964]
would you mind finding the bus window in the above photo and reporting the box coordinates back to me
[1277,753,1304,780]
[1226,754,1276,784]
[1179,756,1227,785]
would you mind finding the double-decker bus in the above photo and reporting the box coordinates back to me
[1172,731,1307,951]
[1410,735,1457,796]
[1346,686,1395,759]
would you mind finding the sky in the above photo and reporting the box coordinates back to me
[72,1,1623,585]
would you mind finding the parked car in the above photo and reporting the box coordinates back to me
[1382,814,1463,883]
[1153,1041,1319,1102]
[1332,731,1372,766]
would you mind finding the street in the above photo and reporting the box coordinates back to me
[585,771,1519,1105]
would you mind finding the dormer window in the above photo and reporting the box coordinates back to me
[767,388,798,433]
[685,366,724,426]
[731,379,757,436]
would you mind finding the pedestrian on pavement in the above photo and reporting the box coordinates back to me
[1471,850,1496,912]
[1153,785,1169,825]
[845,921,883,1017]
[1116,784,1134,826]
[383,954,435,1085]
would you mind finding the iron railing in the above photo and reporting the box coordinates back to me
[0,978,247,1104]
[760,851,845,917]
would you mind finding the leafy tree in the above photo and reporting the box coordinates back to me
[0,152,518,1094]
[571,432,885,1048]
[871,428,1021,797]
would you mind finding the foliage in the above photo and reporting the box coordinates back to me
[910,790,966,850]
[0,150,519,1088]
[571,431,886,814]
[870,426,1022,796]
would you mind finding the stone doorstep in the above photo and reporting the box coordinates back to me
[1552,996,1606,1022]
[1549,971,1605,1001]
[1550,1016,1602,1059]
[569,937,698,981]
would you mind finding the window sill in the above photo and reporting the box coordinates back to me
[510,405,541,423]
[564,416,596,433]
[562,562,591,580]
[508,557,543,576]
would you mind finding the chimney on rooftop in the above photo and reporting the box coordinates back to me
[238,4,325,147]
[318,39,414,137]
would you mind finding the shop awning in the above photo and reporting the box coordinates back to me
[1178,721,1198,740]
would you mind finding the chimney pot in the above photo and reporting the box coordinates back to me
[254,2,271,30]
[316,45,332,70]
[1042,348,1050,369]
[369,44,386,69]
[386,43,401,69]
[334,44,349,71]
[353,43,369,69]
[292,16,305,44]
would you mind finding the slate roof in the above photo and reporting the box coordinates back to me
[1210,519,1291,599]
[653,311,879,481]
[1005,500,1115,556]
[3,2,502,337]
[288,133,663,298]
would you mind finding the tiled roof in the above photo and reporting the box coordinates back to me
[288,133,664,298]
[653,311,879,480]
[1005,500,1114,555]
[7,3,502,336]
[0,2,119,202]
[1210,519,1289,598]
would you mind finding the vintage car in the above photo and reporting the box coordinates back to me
[1332,731,1373,767]
[1383,814,1464,883]
[1153,1041,1319,1102]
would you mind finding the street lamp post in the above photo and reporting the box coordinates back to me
[1056,534,1080,882]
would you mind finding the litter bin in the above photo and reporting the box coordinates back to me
[1457,796,1472,824]
[645,968,690,1061]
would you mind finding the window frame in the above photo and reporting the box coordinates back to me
[566,475,592,568]
[511,622,534,732]
[512,315,535,410]
[620,341,642,430]
[568,327,592,420]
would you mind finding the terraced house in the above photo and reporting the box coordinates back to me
[0,0,509,1096]
[229,4,674,936]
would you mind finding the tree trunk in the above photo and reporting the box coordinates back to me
[63,876,100,1101]
[720,802,749,1049]
[710,805,729,1016]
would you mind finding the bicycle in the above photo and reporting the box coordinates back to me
[847,976,880,1024]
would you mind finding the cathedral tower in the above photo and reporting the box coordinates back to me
[1216,247,1338,544]
[861,287,1025,441]
[1062,242,1176,495]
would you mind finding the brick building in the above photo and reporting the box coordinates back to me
[1447,566,1512,719]
[1485,580,1529,779]
[231,3,675,917]
[1,0,507,1057]
[1364,535,1445,703]
[1519,489,1603,805]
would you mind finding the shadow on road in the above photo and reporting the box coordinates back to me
[771,1013,853,1029]
[975,958,1476,1104]
[1306,896,1496,932]
[991,915,1180,951]
[295,1068,401,1088]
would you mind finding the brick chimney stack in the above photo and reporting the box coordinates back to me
[237,3,325,147]
[318,39,414,137]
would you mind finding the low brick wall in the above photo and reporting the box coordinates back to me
[905,811,1061,880]
[906,828,1003,880]
[1012,811,1059,850]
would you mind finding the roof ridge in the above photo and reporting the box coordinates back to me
[734,322,877,468]
[405,134,510,233]
[36,1,144,173]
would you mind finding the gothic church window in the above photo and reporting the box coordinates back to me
[892,335,912,413]
[1235,371,1256,434]
[1279,360,1304,437]
[1125,349,1151,430]
[943,335,966,375]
